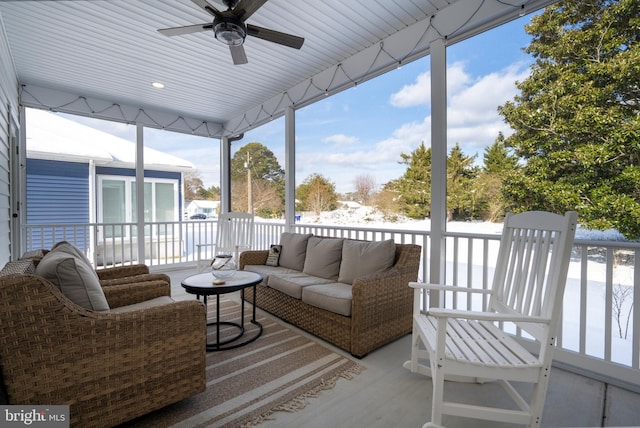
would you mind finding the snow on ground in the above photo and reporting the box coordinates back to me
[296,202,629,241]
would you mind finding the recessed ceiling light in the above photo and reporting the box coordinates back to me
[152,82,165,89]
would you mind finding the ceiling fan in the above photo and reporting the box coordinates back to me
[158,0,304,65]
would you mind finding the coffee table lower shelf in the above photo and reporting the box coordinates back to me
[180,271,264,352]
[205,292,263,351]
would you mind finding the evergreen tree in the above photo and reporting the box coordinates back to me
[483,133,519,174]
[394,142,431,219]
[498,0,640,238]
[447,143,479,220]
[231,142,285,183]
[476,135,520,221]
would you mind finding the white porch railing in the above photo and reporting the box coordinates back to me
[22,220,639,391]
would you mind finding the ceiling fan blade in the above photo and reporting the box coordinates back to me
[191,0,222,17]
[230,44,248,65]
[246,24,304,49]
[158,23,213,37]
[233,0,268,21]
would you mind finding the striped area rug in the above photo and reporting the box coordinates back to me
[125,297,363,428]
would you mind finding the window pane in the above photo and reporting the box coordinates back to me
[102,179,125,238]
[156,183,175,222]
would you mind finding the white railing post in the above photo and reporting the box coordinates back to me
[135,124,145,264]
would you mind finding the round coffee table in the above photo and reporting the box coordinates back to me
[181,270,263,352]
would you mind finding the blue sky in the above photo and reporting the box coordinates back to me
[58,15,535,195]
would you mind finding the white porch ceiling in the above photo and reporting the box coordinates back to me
[0,0,557,138]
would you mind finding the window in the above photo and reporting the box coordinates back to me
[98,176,178,238]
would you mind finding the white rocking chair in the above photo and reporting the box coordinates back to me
[404,210,578,428]
[197,212,254,272]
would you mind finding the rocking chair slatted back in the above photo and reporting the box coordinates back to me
[216,212,254,260]
[404,210,578,428]
[491,211,576,342]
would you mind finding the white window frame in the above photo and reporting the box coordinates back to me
[96,175,179,239]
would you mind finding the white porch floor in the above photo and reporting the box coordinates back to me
[161,266,640,428]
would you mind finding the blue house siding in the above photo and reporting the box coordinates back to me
[26,159,90,249]
[26,162,185,250]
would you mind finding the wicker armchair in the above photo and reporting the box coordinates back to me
[0,273,206,427]
[95,264,173,308]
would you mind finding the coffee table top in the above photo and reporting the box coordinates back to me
[181,270,263,296]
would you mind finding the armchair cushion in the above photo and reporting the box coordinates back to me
[109,296,175,313]
[36,248,109,312]
[338,239,395,285]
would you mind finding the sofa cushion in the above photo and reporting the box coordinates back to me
[0,260,36,277]
[302,283,353,316]
[278,232,313,271]
[338,239,396,285]
[268,272,334,299]
[36,248,109,312]
[302,237,344,280]
[243,264,298,281]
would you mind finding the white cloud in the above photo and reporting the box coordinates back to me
[390,71,431,107]
[312,60,529,189]
[447,62,529,149]
[389,62,472,108]
[322,134,359,145]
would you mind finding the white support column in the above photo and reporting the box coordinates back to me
[220,136,231,214]
[13,105,27,259]
[135,124,145,264]
[284,106,296,232]
[429,38,447,306]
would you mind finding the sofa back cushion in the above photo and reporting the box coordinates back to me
[338,239,396,284]
[279,232,313,271]
[303,237,344,280]
[36,243,109,312]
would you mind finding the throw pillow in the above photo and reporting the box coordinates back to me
[52,241,93,267]
[302,237,344,280]
[278,232,313,271]
[36,248,109,312]
[265,244,282,267]
[338,239,396,285]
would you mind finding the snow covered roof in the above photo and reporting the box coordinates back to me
[187,200,220,209]
[26,109,194,172]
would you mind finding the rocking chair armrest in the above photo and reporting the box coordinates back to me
[409,282,493,294]
[427,307,550,324]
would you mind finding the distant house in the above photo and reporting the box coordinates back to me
[25,109,195,261]
[185,200,220,219]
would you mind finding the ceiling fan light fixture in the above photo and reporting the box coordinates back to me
[214,19,246,46]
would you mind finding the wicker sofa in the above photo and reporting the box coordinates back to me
[240,232,421,357]
[0,244,207,427]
